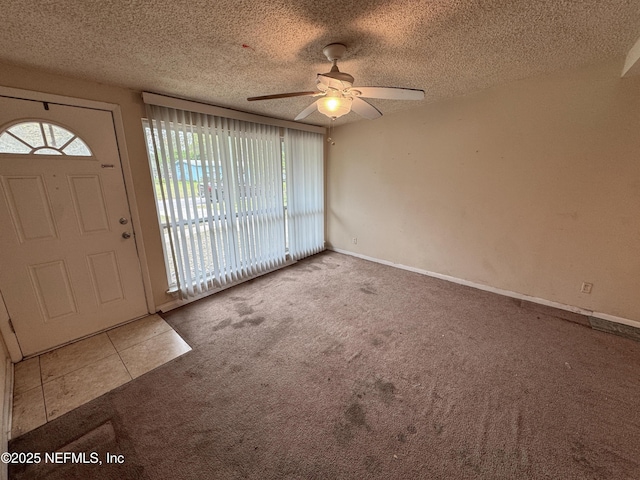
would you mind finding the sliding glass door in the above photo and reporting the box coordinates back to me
[144,104,323,298]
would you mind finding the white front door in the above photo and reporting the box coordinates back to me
[0,95,148,355]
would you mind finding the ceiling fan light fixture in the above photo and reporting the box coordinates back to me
[247,43,424,122]
[317,95,352,119]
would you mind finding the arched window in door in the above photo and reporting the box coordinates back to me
[0,121,92,156]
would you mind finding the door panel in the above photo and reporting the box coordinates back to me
[0,95,148,355]
[87,251,125,305]
[2,175,58,242]
[68,175,110,234]
[29,260,78,320]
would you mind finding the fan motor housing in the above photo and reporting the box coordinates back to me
[323,43,347,62]
[321,71,355,84]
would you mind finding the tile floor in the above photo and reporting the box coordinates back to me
[11,314,191,438]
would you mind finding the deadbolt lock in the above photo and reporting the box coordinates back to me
[119,218,128,225]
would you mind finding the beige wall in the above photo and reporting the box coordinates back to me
[327,60,640,321]
[0,62,172,307]
[2,60,638,321]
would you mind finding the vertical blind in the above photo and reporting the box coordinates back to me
[145,103,324,298]
[284,129,325,260]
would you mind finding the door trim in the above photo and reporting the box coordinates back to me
[0,86,155,361]
[0,292,19,363]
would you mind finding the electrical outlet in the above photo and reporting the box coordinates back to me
[352,237,358,245]
[580,282,593,294]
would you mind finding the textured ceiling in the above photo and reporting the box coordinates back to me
[1,0,639,126]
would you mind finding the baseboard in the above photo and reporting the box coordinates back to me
[1,355,12,480]
[329,247,640,331]
[588,316,640,341]
[590,311,640,329]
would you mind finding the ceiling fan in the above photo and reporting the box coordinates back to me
[247,43,425,121]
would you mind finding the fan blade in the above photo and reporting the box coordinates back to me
[247,91,317,101]
[350,86,424,101]
[351,97,382,120]
[294,100,320,120]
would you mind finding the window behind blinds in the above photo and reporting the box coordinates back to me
[144,102,324,298]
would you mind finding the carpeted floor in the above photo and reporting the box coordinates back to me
[9,251,640,479]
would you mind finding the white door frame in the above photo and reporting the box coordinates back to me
[0,86,155,362]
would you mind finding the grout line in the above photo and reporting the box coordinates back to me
[37,356,43,389]
[12,358,48,437]
[40,334,119,385]
[11,383,42,398]
[126,327,174,351]
[40,381,49,424]
[105,333,134,381]
[117,321,191,355]
[156,313,193,350]
[115,330,193,381]
[105,313,175,353]
[116,329,191,364]
[12,387,49,438]
[161,318,193,350]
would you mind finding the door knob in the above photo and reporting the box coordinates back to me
[122,232,131,239]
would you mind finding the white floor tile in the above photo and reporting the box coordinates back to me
[14,357,41,395]
[119,329,191,379]
[107,314,172,352]
[43,353,132,421]
[40,333,117,384]
[12,386,46,437]
[12,316,190,435]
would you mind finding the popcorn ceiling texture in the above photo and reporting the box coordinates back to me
[1,0,639,125]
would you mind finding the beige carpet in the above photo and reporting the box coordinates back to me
[9,251,640,479]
